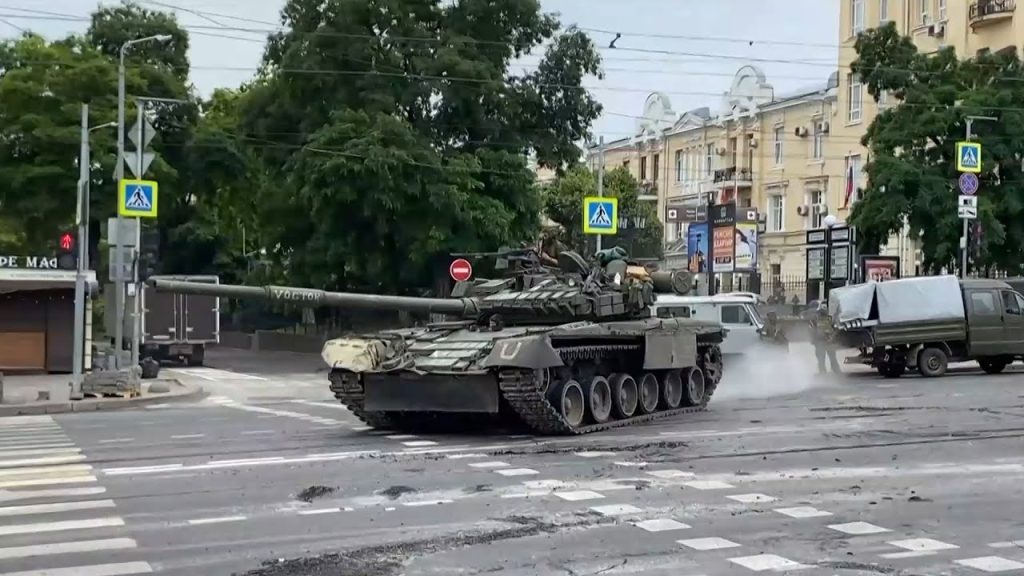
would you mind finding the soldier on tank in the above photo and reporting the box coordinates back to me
[810,304,841,374]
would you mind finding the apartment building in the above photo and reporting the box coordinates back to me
[587,66,841,287]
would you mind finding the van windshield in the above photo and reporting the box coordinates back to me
[746,304,763,326]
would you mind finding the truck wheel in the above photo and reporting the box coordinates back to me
[917,347,948,378]
[979,358,1009,375]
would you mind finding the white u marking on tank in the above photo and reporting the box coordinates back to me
[499,341,522,359]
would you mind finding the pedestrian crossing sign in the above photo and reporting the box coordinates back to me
[956,141,982,173]
[118,179,159,218]
[583,197,618,235]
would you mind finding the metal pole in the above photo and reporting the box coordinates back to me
[961,119,972,280]
[596,136,604,253]
[130,99,145,370]
[114,47,126,368]
[71,104,89,400]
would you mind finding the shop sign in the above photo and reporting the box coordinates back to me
[0,256,60,269]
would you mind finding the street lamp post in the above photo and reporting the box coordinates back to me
[114,34,172,370]
[822,214,838,304]
[961,115,997,279]
[71,105,116,400]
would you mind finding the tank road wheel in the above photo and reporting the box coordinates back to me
[552,380,586,428]
[637,373,660,415]
[701,346,724,385]
[609,373,639,419]
[680,367,706,407]
[660,370,684,410]
[584,376,613,424]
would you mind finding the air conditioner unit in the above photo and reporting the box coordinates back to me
[749,138,759,148]
[794,126,809,137]
[716,147,728,156]
[813,203,828,216]
[928,22,946,37]
[797,205,809,216]
[818,121,830,134]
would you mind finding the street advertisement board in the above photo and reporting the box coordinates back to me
[687,222,709,274]
[712,225,734,273]
[734,221,758,271]
[860,255,901,282]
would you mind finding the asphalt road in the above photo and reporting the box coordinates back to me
[2,347,1024,576]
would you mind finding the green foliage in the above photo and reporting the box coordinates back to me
[543,166,664,260]
[850,22,1024,273]
[241,0,602,293]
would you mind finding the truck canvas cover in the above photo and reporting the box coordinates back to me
[829,275,965,325]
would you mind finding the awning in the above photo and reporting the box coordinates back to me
[0,269,100,295]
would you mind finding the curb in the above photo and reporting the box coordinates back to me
[0,378,207,417]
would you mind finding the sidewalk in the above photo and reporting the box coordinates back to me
[0,373,205,416]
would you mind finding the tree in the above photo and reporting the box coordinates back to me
[849,22,1024,273]
[543,166,664,260]
[240,0,603,294]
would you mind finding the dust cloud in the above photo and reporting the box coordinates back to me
[714,342,844,401]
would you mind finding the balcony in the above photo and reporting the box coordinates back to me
[970,0,1015,27]
[713,166,753,186]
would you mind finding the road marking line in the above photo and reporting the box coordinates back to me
[828,521,890,535]
[403,499,453,507]
[634,519,690,532]
[402,440,438,447]
[0,475,97,489]
[240,430,275,435]
[0,464,93,479]
[726,493,777,504]
[646,469,695,479]
[774,506,833,518]
[351,426,373,432]
[0,439,74,450]
[0,561,154,576]
[0,516,125,537]
[954,556,1024,572]
[880,550,937,559]
[613,461,649,467]
[447,453,488,460]
[575,451,616,458]
[98,439,135,444]
[494,468,538,477]
[297,508,343,515]
[683,480,734,490]
[0,486,107,502]
[988,541,1024,548]
[887,538,959,552]
[677,537,741,551]
[554,490,605,502]
[103,464,184,475]
[590,504,643,516]
[0,455,87,468]
[210,457,285,466]
[171,434,205,440]
[728,554,811,571]
[0,537,137,560]
[386,434,418,440]
[468,461,509,469]
[188,515,246,525]
[0,447,81,458]
[0,499,116,517]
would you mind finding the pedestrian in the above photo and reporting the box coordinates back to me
[811,304,841,374]
[761,311,790,351]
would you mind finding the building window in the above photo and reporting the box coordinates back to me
[773,126,784,165]
[652,153,660,184]
[847,74,863,123]
[809,189,825,229]
[844,155,862,209]
[938,0,946,21]
[674,150,683,182]
[880,0,890,22]
[767,191,784,232]
[812,122,824,160]
[640,156,648,181]
[622,159,629,170]
[878,89,892,109]
[705,144,714,176]
[851,0,865,34]
[919,0,930,25]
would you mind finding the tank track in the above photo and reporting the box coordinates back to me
[327,370,397,429]
[496,342,723,435]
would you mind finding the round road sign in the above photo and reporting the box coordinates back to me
[959,172,979,195]
[449,258,473,282]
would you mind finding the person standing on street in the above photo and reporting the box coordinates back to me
[811,304,841,374]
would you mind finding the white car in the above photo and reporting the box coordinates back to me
[650,294,765,356]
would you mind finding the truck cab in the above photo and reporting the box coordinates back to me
[651,294,763,356]
[961,279,1024,367]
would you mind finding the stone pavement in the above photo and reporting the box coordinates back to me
[0,373,204,416]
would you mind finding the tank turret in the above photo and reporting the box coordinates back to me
[149,248,724,436]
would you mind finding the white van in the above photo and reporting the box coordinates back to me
[651,294,765,356]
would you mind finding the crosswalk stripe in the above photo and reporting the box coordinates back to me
[0,499,116,517]
[0,537,137,560]
[0,432,67,442]
[0,486,107,503]
[0,440,75,450]
[0,475,97,489]
[0,448,82,459]
[0,561,153,576]
[0,454,88,468]
[0,516,124,537]
[0,464,93,479]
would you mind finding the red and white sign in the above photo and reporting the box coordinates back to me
[449,258,473,282]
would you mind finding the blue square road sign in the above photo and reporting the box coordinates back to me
[583,197,618,235]
[956,141,982,173]
[118,179,159,218]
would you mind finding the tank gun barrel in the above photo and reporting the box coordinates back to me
[146,278,479,317]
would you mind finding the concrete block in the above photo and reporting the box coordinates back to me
[36,391,50,401]
[148,381,171,394]
[83,366,142,396]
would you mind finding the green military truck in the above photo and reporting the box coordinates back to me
[829,275,1024,378]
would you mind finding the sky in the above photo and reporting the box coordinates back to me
[0,0,841,138]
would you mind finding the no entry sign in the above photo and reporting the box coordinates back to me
[449,258,473,282]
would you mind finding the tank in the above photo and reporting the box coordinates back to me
[147,248,725,435]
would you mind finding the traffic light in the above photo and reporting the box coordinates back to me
[138,226,160,281]
[56,230,77,270]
